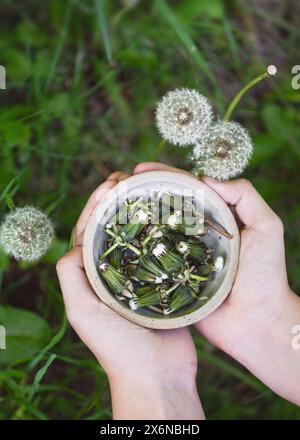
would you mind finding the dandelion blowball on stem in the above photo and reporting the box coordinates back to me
[267,65,277,76]
[192,121,253,180]
[0,206,54,262]
[155,88,213,146]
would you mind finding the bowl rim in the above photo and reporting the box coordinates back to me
[82,171,240,329]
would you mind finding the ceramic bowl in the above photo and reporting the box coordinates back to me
[83,171,240,329]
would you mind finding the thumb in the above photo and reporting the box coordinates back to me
[202,177,280,229]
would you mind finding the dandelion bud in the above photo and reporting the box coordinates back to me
[140,255,168,280]
[128,266,165,284]
[156,88,213,146]
[135,285,157,297]
[152,242,183,274]
[197,256,224,275]
[109,247,123,269]
[120,208,149,241]
[129,288,161,310]
[166,210,203,235]
[164,285,194,315]
[177,240,208,262]
[167,229,188,246]
[99,262,126,294]
[0,206,54,262]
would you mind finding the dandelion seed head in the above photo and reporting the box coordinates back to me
[192,121,253,180]
[267,65,277,76]
[0,206,54,262]
[155,88,213,146]
[191,143,203,161]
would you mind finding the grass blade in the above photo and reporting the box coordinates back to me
[28,353,57,400]
[95,0,113,65]
[44,2,73,90]
[154,0,223,104]
[28,312,68,370]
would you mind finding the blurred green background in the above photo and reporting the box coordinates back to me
[0,0,300,420]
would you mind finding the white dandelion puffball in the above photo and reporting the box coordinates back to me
[267,65,277,76]
[192,121,253,180]
[0,206,54,262]
[155,88,213,146]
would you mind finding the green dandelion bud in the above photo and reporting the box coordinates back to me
[0,206,54,262]
[134,285,158,297]
[99,262,126,294]
[152,242,183,274]
[140,255,168,280]
[167,229,188,246]
[166,210,204,235]
[176,240,208,262]
[120,208,149,241]
[127,265,165,284]
[129,288,161,310]
[109,246,123,269]
[198,256,224,276]
[164,285,194,315]
[135,267,165,284]
[110,198,143,226]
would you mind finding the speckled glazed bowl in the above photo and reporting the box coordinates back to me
[83,171,240,329]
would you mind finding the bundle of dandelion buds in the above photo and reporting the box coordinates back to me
[98,193,227,317]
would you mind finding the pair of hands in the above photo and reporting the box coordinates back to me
[57,162,300,419]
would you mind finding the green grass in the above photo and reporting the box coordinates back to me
[0,0,300,420]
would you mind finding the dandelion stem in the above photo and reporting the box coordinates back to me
[141,226,159,246]
[4,195,15,210]
[100,241,120,259]
[223,71,270,122]
[105,229,116,238]
[149,139,166,161]
[127,243,141,256]
[165,281,181,295]
[190,273,208,282]
[205,218,233,239]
